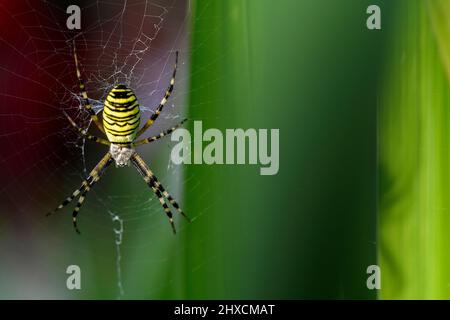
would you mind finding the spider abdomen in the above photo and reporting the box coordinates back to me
[103,84,141,143]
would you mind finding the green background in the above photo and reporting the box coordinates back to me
[380,0,450,299]
[182,0,389,299]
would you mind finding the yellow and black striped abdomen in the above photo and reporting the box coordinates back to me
[103,85,141,143]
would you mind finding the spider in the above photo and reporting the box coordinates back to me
[47,42,190,234]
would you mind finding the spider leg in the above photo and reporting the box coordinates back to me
[142,170,177,233]
[63,111,110,146]
[133,118,187,146]
[71,155,113,234]
[136,51,178,138]
[73,40,106,134]
[144,171,190,223]
[72,188,89,234]
[71,171,104,234]
[153,182,177,234]
[46,153,113,221]
[46,178,92,216]
[131,152,189,234]
[132,153,190,221]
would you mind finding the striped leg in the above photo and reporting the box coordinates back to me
[154,184,177,234]
[71,155,113,234]
[72,188,89,234]
[63,111,110,146]
[141,163,190,222]
[131,153,190,234]
[136,51,178,138]
[131,153,176,233]
[46,153,113,222]
[46,178,93,216]
[73,40,105,133]
[133,118,187,146]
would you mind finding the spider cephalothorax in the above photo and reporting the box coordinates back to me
[110,143,135,167]
[47,43,190,234]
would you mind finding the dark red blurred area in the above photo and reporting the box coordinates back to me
[0,1,76,176]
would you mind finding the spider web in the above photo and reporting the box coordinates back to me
[0,0,202,299]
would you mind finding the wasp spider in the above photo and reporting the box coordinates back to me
[47,42,190,234]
